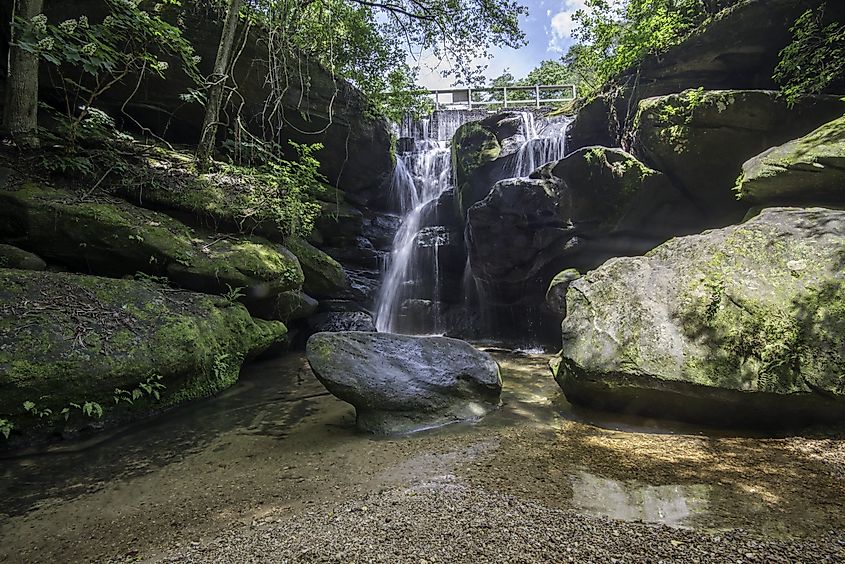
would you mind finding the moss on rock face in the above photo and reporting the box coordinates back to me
[284,236,347,297]
[0,244,46,271]
[452,120,503,218]
[0,183,303,298]
[736,114,845,205]
[0,269,287,441]
[556,207,845,426]
[632,90,845,219]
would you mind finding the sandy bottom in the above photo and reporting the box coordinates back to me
[1,350,844,563]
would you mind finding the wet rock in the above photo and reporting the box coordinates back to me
[315,299,369,313]
[362,213,401,250]
[554,207,845,426]
[306,311,375,333]
[0,243,47,271]
[247,290,317,322]
[0,269,286,440]
[737,114,845,205]
[306,332,501,433]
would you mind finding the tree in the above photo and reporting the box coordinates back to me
[3,0,44,149]
[197,0,243,170]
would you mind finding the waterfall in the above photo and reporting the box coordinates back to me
[376,110,572,337]
[375,114,463,334]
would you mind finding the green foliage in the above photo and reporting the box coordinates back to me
[218,140,323,238]
[565,0,738,97]
[0,419,12,440]
[23,400,52,419]
[774,2,845,106]
[14,1,198,177]
[114,374,166,405]
[223,284,246,303]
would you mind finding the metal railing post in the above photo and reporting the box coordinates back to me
[435,91,440,111]
[535,84,540,109]
[503,87,508,109]
[468,88,472,110]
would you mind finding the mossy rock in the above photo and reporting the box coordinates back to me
[0,183,304,298]
[736,114,845,205]
[0,269,286,443]
[451,120,503,218]
[284,236,347,297]
[0,243,46,271]
[556,207,845,426]
[632,90,845,221]
[117,152,341,245]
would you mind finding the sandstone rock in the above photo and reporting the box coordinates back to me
[632,90,845,223]
[0,243,46,271]
[0,184,304,300]
[554,207,845,426]
[0,269,286,440]
[306,332,501,433]
[737,114,845,205]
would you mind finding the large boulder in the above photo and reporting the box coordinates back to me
[0,244,46,271]
[467,147,690,306]
[632,90,845,224]
[737,114,845,205]
[306,332,501,433]
[553,207,845,426]
[284,237,348,298]
[0,269,286,441]
[0,184,304,302]
[451,112,532,218]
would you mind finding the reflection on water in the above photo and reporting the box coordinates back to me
[570,470,710,527]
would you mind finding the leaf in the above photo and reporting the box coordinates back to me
[23,401,35,412]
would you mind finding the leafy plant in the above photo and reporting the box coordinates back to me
[114,374,167,405]
[223,284,246,303]
[774,2,845,106]
[23,400,52,419]
[0,418,14,440]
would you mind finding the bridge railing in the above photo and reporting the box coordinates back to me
[421,84,577,110]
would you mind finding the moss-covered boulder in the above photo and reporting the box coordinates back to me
[0,244,46,271]
[0,184,304,299]
[554,207,845,426]
[451,112,527,218]
[736,114,845,205]
[0,269,286,442]
[284,236,347,297]
[632,90,845,223]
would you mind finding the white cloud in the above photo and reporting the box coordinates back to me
[547,0,587,53]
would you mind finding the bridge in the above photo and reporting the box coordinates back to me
[422,84,577,111]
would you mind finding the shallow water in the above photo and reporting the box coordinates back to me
[1,349,844,562]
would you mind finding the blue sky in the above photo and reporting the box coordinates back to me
[414,0,587,89]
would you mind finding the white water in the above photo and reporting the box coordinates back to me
[376,111,572,336]
[375,115,463,333]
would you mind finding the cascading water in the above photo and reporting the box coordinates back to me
[376,110,572,338]
[375,113,469,334]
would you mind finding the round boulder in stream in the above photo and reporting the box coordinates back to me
[306,332,502,434]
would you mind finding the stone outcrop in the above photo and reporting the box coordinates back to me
[306,332,501,434]
[566,0,845,152]
[553,207,845,426]
[0,244,46,271]
[736,114,845,205]
[0,184,304,308]
[632,90,845,225]
[0,269,286,441]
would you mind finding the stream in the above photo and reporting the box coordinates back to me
[2,348,844,562]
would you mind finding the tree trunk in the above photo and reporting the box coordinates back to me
[3,0,44,150]
[196,0,242,170]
